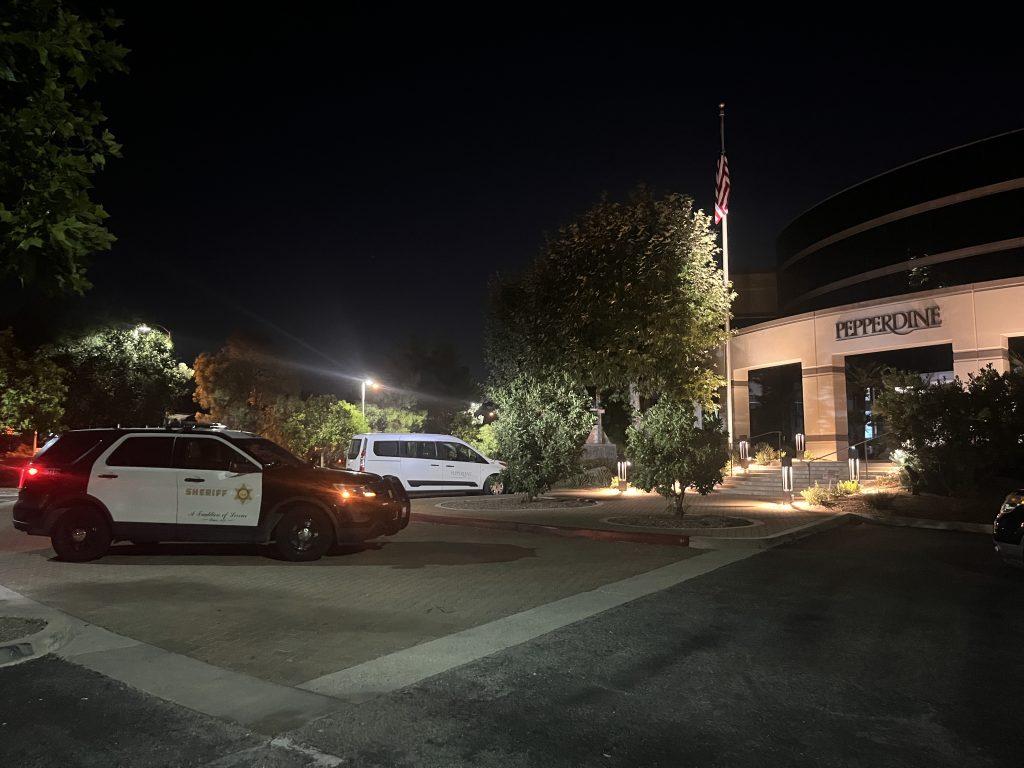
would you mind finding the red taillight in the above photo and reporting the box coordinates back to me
[359,450,366,472]
[18,465,38,489]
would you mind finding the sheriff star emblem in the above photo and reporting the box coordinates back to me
[234,483,253,505]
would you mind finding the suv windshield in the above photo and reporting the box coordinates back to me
[233,438,305,468]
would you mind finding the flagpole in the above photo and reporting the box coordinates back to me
[719,102,734,453]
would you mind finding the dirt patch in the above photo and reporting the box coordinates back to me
[606,514,755,530]
[0,616,46,644]
[438,496,597,512]
[842,492,998,525]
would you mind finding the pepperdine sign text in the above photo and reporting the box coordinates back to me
[835,306,941,341]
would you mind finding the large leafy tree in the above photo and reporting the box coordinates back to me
[364,404,425,434]
[47,325,193,429]
[627,397,729,515]
[279,395,368,467]
[193,335,299,438]
[0,327,65,433]
[1,1,128,294]
[487,187,732,407]
[489,371,592,499]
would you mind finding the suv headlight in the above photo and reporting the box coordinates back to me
[333,483,376,500]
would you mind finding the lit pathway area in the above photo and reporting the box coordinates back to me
[3,517,1021,767]
[413,487,833,542]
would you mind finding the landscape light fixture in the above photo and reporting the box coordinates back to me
[795,433,806,453]
[617,460,630,491]
[848,446,860,482]
[738,439,749,461]
[781,452,794,501]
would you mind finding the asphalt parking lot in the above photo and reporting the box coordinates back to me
[0,500,696,686]
[3,498,1022,767]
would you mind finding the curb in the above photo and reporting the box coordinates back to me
[410,512,690,547]
[0,584,79,667]
[851,511,991,534]
[689,513,852,550]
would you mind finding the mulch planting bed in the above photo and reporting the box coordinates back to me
[437,495,598,512]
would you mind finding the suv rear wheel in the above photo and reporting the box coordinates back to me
[51,507,111,562]
[273,507,333,561]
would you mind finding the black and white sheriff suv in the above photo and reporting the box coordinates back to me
[12,425,410,562]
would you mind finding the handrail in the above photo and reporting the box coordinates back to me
[802,434,887,486]
[744,430,783,453]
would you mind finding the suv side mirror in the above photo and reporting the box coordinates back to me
[229,460,257,474]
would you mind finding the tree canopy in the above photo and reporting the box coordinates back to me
[0,327,65,433]
[0,0,128,295]
[193,336,299,438]
[47,325,193,429]
[486,187,732,406]
[279,395,368,467]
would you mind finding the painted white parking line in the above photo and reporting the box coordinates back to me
[297,548,757,701]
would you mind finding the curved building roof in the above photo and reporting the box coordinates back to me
[776,129,1024,313]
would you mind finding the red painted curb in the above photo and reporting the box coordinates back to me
[411,512,690,547]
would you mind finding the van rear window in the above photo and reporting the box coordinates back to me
[347,439,363,460]
[373,440,399,457]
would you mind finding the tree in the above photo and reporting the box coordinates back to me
[280,395,368,467]
[1,1,128,295]
[364,404,425,433]
[489,371,592,499]
[626,397,729,515]
[46,325,192,429]
[486,188,732,407]
[193,335,299,437]
[0,327,65,434]
[376,341,479,434]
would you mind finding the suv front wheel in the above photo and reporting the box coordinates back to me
[273,507,333,561]
[51,507,111,562]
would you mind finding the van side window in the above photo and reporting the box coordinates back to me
[373,440,399,457]
[436,442,459,461]
[404,441,436,459]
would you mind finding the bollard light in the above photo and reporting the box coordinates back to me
[781,452,794,498]
[738,439,749,461]
[848,446,860,482]
[795,433,806,453]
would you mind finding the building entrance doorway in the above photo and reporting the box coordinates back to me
[748,363,804,450]
[844,343,954,455]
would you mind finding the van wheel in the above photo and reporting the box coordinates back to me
[483,475,504,495]
[51,507,111,562]
[273,507,333,561]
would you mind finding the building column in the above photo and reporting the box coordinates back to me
[953,344,1011,380]
[801,360,848,458]
[731,373,750,445]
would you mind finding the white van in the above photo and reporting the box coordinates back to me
[346,434,505,495]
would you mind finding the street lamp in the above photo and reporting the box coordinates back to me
[361,379,378,417]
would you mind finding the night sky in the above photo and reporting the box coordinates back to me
[59,10,1024,382]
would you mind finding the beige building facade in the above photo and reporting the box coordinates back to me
[729,275,1024,458]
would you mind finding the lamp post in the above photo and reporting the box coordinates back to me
[361,379,378,417]
[781,452,794,503]
[848,446,860,483]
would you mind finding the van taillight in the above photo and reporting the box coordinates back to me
[359,449,366,472]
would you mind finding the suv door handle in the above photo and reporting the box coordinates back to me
[97,473,118,479]
[183,477,205,483]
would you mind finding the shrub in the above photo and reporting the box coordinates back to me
[800,483,833,507]
[626,398,728,516]
[489,371,592,499]
[554,464,614,489]
[834,479,860,497]
[752,443,779,465]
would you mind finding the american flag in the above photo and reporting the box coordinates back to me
[714,153,730,225]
